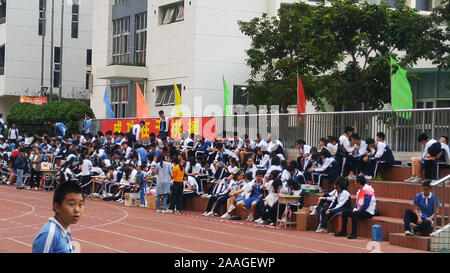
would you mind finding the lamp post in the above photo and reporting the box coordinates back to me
[59,0,64,101]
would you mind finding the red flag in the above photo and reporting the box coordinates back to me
[136,83,150,118]
[297,75,306,115]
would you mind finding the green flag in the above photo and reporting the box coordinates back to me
[223,75,232,116]
[391,57,413,119]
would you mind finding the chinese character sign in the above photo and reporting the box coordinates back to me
[101,117,216,141]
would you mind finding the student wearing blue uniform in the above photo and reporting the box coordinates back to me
[236,170,266,222]
[308,149,339,188]
[32,182,84,253]
[82,114,93,135]
[404,180,440,236]
[53,122,68,137]
[363,136,395,180]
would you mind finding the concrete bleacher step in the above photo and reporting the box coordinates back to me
[380,166,450,182]
[347,180,450,200]
[389,233,431,251]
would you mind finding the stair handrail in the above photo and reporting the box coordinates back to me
[431,175,450,228]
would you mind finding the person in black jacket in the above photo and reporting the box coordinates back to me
[15,148,28,190]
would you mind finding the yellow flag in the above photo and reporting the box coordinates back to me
[174,84,183,117]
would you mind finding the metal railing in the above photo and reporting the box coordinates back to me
[431,175,450,228]
[84,108,450,153]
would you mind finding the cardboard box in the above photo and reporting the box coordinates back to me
[146,194,157,210]
[124,193,140,207]
[295,209,310,231]
[301,184,320,194]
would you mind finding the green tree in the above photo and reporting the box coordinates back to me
[6,101,95,136]
[239,0,445,111]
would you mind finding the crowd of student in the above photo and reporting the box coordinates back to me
[0,112,448,239]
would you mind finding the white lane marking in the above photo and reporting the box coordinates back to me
[118,221,266,253]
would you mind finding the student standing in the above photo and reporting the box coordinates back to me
[80,154,93,196]
[156,155,173,213]
[30,147,43,190]
[169,158,185,213]
[32,183,84,253]
[14,148,28,190]
[82,114,93,135]
[158,111,170,138]
[8,123,19,145]
[129,121,145,148]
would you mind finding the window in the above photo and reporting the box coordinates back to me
[155,85,181,106]
[53,47,61,88]
[415,0,431,11]
[413,71,450,109]
[114,0,128,5]
[112,17,130,64]
[0,45,5,75]
[233,85,249,105]
[135,12,147,65]
[38,0,46,36]
[111,85,128,118]
[0,0,6,24]
[71,0,79,39]
[85,49,92,89]
[160,1,184,25]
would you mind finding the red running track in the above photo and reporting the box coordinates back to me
[0,185,428,253]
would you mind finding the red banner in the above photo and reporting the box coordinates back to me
[101,117,217,141]
[20,96,48,105]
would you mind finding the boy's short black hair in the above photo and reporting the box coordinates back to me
[356,175,366,186]
[376,132,385,140]
[159,110,164,115]
[422,180,432,188]
[256,169,266,176]
[351,134,360,141]
[366,137,375,145]
[441,136,449,144]
[417,133,429,143]
[296,139,306,145]
[53,182,83,205]
[344,126,354,133]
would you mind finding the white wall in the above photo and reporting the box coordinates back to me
[91,0,113,119]
[1,0,92,99]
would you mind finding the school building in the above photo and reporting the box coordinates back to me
[0,0,93,118]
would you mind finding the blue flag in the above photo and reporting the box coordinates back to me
[103,88,115,119]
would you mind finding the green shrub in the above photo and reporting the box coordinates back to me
[6,101,95,136]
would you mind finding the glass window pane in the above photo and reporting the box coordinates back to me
[437,100,450,108]
[417,73,435,99]
[438,72,450,98]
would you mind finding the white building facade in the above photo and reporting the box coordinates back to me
[0,0,93,117]
[91,0,449,119]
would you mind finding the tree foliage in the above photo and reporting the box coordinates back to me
[6,101,95,136]
[238,0,449,112]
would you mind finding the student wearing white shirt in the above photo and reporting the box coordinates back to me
[439,136,449,165]
[338,127,354,177]
[309,149,339,189]
[221,172,253,219]
[121,142,132,159]
[80,155,93,196]
[158,111,170,137]
[295,139,311,170]
[326,136,338,156]
[405,134,443,183]
[254,147,270,169]
[8,123,19,145]
[128,121,145,148]
[347,134,368,178]
[315,177,352,233]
